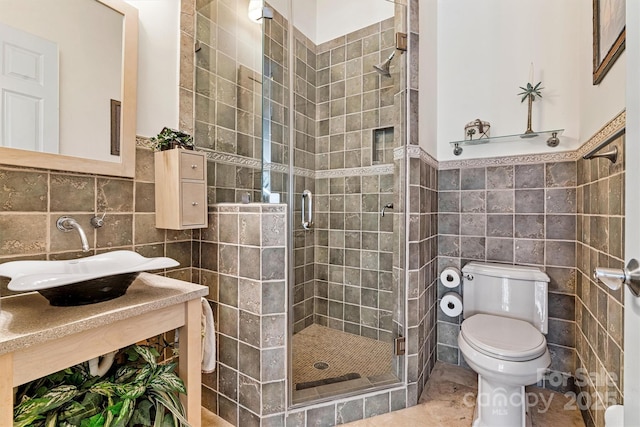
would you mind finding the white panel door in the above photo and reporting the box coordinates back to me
[0,22,58,153]
[625,2,640,426]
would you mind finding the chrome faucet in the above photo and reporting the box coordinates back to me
[57,216,90,252]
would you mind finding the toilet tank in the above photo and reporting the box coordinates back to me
[461,262,550,333]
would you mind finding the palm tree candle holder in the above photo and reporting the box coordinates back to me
[518,81,543,137]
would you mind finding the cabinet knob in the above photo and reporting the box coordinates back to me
[192,202,199,206]
[191,164,198,169]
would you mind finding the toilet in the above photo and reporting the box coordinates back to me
[458,262,551,427]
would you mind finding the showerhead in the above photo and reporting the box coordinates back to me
[373,51,396,77]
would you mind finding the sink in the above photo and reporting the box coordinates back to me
[0,251,179,306]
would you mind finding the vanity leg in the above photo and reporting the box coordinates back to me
[179,298,202,427]
[0,353,13,426]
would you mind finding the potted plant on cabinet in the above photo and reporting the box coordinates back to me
[150,127,195,151]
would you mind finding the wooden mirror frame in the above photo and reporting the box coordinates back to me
[0,0,138,178]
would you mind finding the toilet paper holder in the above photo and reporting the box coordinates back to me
[593,258,640,297]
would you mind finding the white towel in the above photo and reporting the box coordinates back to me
[201,297,216,373]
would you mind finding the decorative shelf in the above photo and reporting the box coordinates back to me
[449,129,564,156]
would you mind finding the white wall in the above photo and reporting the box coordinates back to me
[314,0,393,45]
[286,0,393,45]
[435,0,583,161]
[419,0,437,156]
[292,0,316,42]
[126,0,180,137]
[577,1,625,142]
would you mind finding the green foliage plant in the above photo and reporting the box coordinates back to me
[13,345,190,427]
[150,128,194,151]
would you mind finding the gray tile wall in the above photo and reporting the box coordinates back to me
[195,0,264,203]
[291,27,317,333]
[310,17,401,341]
[437,161,578,382]
[313,173,396,341]
[406,154,439,402]
[194,203,288,426]
[575,135,625,427]
[0,146,193,294]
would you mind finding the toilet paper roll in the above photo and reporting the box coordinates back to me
[440,267,461,288]
[440,292,463,317]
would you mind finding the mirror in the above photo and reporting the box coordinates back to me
[0,0,138,177]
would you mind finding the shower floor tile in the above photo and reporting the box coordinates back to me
[292,324,394,386]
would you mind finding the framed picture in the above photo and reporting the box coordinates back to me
[593,0,626,85]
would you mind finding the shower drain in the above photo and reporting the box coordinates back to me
[313,361,329,370]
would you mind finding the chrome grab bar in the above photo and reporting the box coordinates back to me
[301,190,312,230]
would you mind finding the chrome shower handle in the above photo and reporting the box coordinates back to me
[302,190,312,230]
[381,202,394,217]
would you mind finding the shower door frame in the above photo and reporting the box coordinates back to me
[276,0,410,409]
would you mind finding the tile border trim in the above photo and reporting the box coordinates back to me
[141,108,625,176]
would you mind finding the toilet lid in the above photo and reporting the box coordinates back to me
[461,314,547,362]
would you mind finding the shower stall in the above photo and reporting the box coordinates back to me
[262,0,408,405]
[194,0,411,417]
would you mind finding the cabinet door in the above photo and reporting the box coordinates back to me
[180,152,205,180]
[181,181,206,226]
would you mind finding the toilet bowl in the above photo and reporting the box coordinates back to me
[459,314,551,427]
[455,262,551,427]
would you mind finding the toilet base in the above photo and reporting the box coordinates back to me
[471,375,532,427]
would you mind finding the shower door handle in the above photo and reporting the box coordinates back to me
[301,190,312,230]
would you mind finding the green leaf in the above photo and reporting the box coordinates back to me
[150,390,189,426]
[15,385,78,422]
[90,381,117,397]
[107,400,124,416]
[153,402,165,427]
[129,399,153,426]
[61,397,103,424]
[133,345,158,368]
[112,398,134,427]
[80,413,105,427]
[13,410,45,427]
[114,366,138,384]
[103,396,115,427]
[149,372,186,394]
[113,382,146,400]
[44,411,58,427]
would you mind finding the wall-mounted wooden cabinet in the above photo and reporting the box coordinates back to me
[154,149,208,230]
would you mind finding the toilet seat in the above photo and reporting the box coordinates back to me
[461,314,547,362]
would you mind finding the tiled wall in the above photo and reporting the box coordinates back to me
[291,26,317,333]
[437,161,578,382]
[194,203,289,425]
[0,146,192,295]
[575,135,625,427]
[313,173,396,341]
[404,0,439,402]
[310,17,399,341]
[406,153,439,401]
[194,0,264,204]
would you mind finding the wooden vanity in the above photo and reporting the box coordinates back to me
[0,273,207,426]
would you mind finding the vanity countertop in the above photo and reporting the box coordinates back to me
[0,272,208,355]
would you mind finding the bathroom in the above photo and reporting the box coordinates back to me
[0,0,636,426]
